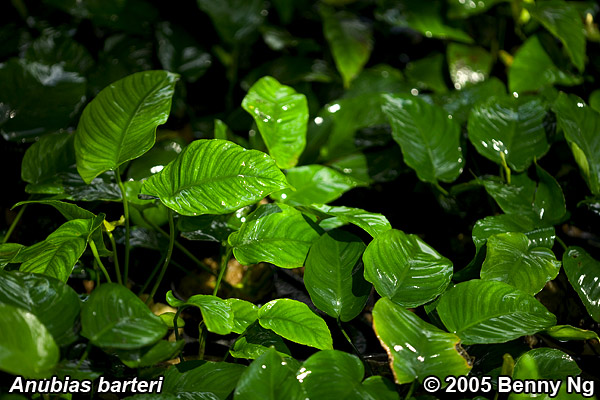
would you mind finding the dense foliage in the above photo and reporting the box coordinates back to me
[1,0,600,399]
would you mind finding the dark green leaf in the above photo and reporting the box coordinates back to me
[116,340,184,368]
[141,140,288,216]
[21,131,75,184]
[306,204,392,238]
[226,298,258,334]
[156,22,211,82]
[405,53,448,93]
[447,43,493,90]
[361,376,400,400]
[472,214,556,253]
[197,0,264,45]
[126,137,185,181]
[25,168,122,202]
[242,76,308,169]
[363,229,453,307]
[163,361,246,400]
[447,0,505,18]
[590,90,600,113]
[543,325,599,341]
[298,350,365,399]
[372,297,472,384]
[381,94,464,184]
[437,280,557,344]
[344,64,407,99]
[75,70,179,183]
[230,322,291,359]
[563,247,600,322]
[436,78,506,125]
[24,28,94,73]
[81,283,167,349]
[183,294,234,335]
[258,298,333,350]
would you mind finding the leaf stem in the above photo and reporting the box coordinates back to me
[139,254,164,297]
[556,236,568,252]
[2,203,27,244]
[213,246,232,296]
[337,318,373,376]
[404,381,416,400]
[115,168,131,284]
[434,182,449,197]
[107,231,123,285]
[148,210,175,303]
[89,241,112,283]
[174,305,188,362]
[499,151,511,185]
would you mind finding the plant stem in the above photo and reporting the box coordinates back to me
[213,246,232,296]
[174,305,188,362]
[556,236,568,251]
[107,231,123,285]
[337,318,373,376]
[76,342,91,370]
[147,210,175,303]
[404,381,416,400]
[500,151,511,184]
[434,182,449,197]
[89,241,112,284]
[2,203,27,244]
[115,167,131,284]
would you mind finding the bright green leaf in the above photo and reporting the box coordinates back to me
[184,294,234,335]
[563,247,600,323]
[227,298,258,334]
[305,204,392,238]
[544,325,600,341]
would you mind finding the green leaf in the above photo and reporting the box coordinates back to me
[25,168,122,202]
[298,350,365,399]
[74,70,179,183]
[320,6,373,88]
[227,298,258,334]
[590,90,600,113]
[447,43,493,90]
[447,0,505,18]
[437,280,557,344]
[481,233,561,295]
[234,348,303,400]
[24,28,94,74]
[468,95,549,172]
[126,137,185,181]
[183,294,234,335]
[81,283,167,349]
[305,230,370,322]
[141,139,288,216]
[0,243,24,268]
[563,247,600,323]
[405,53,448,93]
[115,340,184,368]
[552,93,600,196]
[0,303,59,378]
[372,297,472,385]
[21,131,75,185]
[363,229,453,307]
[509,36,582,93]
[271,165,361,205]
[163,361,246,400]
[526,1,586,71]
[0,270,80,346]
[543,325,600,341]
[436,78,506,125]
[381,94,464,185]
[230,322,291,359]
[305,204,392,238]
[242,76,308,169]
[361,376,400,400]
[197,0,264,45]
[258,298,333,350]
[229,204,321,269]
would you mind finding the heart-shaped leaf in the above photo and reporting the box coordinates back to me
[258,298,333,350]
[81,283,167,349]
[242,76,308,169]
[230,322,291,360]
[298,350,364,399]
[21,131,75,185]
[141,139,288,216]
[305,230,371,322]
[163,361,246,400]
[372,297,472,384]
[473,214,556,253]
[183,294,234,335]
[437,280,557,344]
[563,247,600,323]
[304,204,392,238]
[226,298,258,334]
[363,229,453,307]
[75,70,179,183]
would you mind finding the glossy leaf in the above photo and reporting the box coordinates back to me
[230,322,291,360]
[381,94,464,184]
[552,93,600,196]
[320,6,372,88]
[306,204,392,238]
[0,304,59,378]
[0,270,80,346]
[447,44,493,90]
[0,243,24,268]
[21,131,75,184]
[74,70,179,183]
[197,0,264,45]
[163,361,246,400]
[481,233,561,295]
[156,22,211,82]
[563,247,600,322]
[258,298,333,350]
[405,53,448,93]
[436,78,506,124]
[141,139,288,216]
[183,294,234,335]
[544,325,600,341]
[116,340,184,368]
[305,230,370,321]
[234,348,303,400]
[299,350,364,399]
[468,96,549,172]
[242,76,308,169]
[228,204,321,269]
[437,280,557,344]
[271,165,360,206]
[81,283,167,349]
[227,298,258,334]
[372,297,472,384]
[25,168,122,202]
[363,229,453,307]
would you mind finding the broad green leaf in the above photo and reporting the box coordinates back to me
[361,376,400,400]
[183,294,234,335]
[590,90,600,113]
[0,304,59,378]
[0,243,25,268]
[381,94,464,184]
[526,1,586,71]
[242,76,308,169]
[0,271,80,346]
[227,298,258,334]
[115,340,184,368]
[81,283,167,349]
[344,64,407,99]
[544,325,599,341]
[306,204,392,238]
[228,204,321,269]
[141,140,288,216]
[0,58,86,141]
[234,348,303,400]
[481,233,561,295]
[298,350,364,399]
[468,96,549,172]
[563,247,600,322]
[447,0,505,18]
[230,322,291,359]
[258,298,333,350]
[552,93,600,196]
[197,0,264,45]
[447,43,493,90]
[74,70,179,183]
[163,361,246,400]
[178,211,246,243]
[437,280,557,344]
[21,131,75,184]
[509,36,582,93]
[271,165,360,205]
[305,230,370,321]
[25,168,122,202]
[363,229,453,307]
[405,53,448,94]
[372,297,472,384]
[320,6,373,88]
